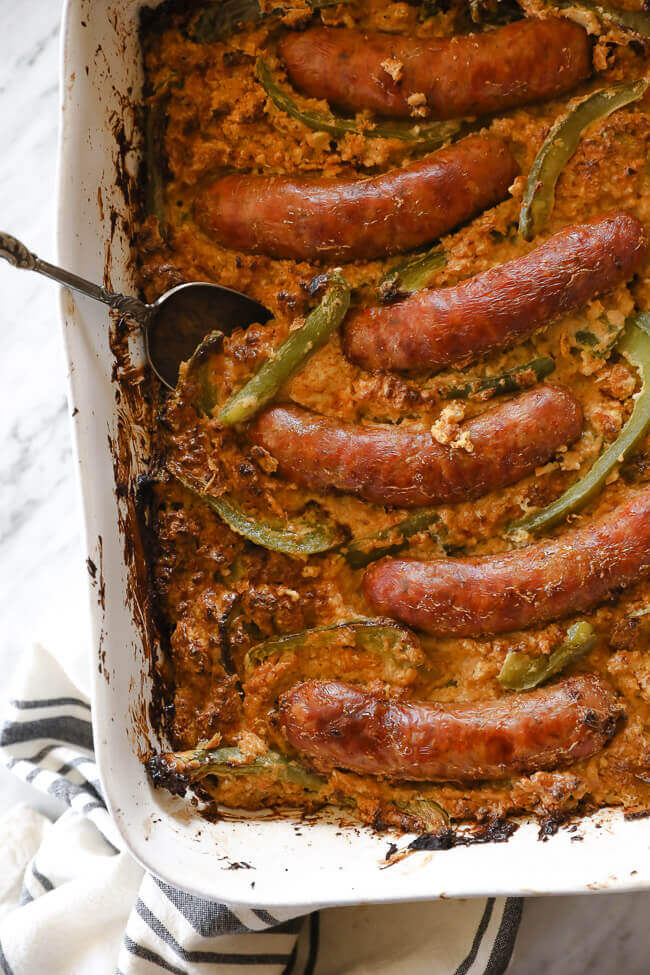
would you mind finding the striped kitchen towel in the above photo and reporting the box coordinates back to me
[0,643,522,975]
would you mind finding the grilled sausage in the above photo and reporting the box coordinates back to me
[198,134,518,262]
[279,677,624,781]
[364,487,650,636]
[280,20,591,121]
[344,211,648,374]
[249,386,583,508]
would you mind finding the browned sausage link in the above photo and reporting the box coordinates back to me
[279,677,625,781]
[344,211,648,374]
[249,386,583,508]
[279,19,591,121]
[198,134,518,263]
[364,487,650,636]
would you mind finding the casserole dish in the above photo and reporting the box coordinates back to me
[58,0,650,906]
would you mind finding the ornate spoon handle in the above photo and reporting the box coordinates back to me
[0,230,150,323]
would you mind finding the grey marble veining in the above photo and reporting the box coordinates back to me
[0,1,648,970]
[0,0,82,821]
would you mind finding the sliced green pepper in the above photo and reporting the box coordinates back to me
[573,313,626,360]
[188,0,348,43]
[397,797,450,829]
[217,272,350,426]
[440,356,556,401]
[468,0,522,23]
[245,617,421,671]
[256,58,464,151]
[147,744,449,831]
[520,80,648,240]
[173,469,345,555]
[547,0,650,38]
[498,621,597,690]
[144,98,168,227]
[146,744,326,796]
[343,510,445,570]
[378,246,448,301]
[511,313,650,536]
[179,330,225,414]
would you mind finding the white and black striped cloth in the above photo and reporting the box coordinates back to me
[0,644,522,975]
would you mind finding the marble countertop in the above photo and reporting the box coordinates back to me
[0,2,648,971]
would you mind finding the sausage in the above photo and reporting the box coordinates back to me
[198,134,518,263]
[279,19,591,120]
[364,487,650,636]
[249,385,583,508]
[344,211,648,374]
[279,677,624,781]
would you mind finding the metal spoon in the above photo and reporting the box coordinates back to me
[0,231,272,389]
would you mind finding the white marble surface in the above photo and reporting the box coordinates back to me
[0,1,648,971]
[0,0,83,823]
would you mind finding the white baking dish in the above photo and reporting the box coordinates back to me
[57,0,650,907]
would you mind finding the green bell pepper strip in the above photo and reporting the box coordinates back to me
[245,617,421,671]
[378,246,448,300]
[468,0,521,23]
[179,330,225,414]
[144,98,168,226]
[440,356,556,401]
[188,0,349,43]
[343,510,445,570]
[256,58,464,151]
[147,744,450,830]
[520,80,648,241]
[547,0,650,37]
[498,621,597,691]
[146,745,326,796]
[172,469,345,555]
[573,315,626,360]
[511,313,650,536]
[397,797,450,829]
[217,272,350,425]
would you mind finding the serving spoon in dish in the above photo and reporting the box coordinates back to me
[0,231,272,389]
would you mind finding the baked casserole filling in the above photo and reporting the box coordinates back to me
[140,0,650,834]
